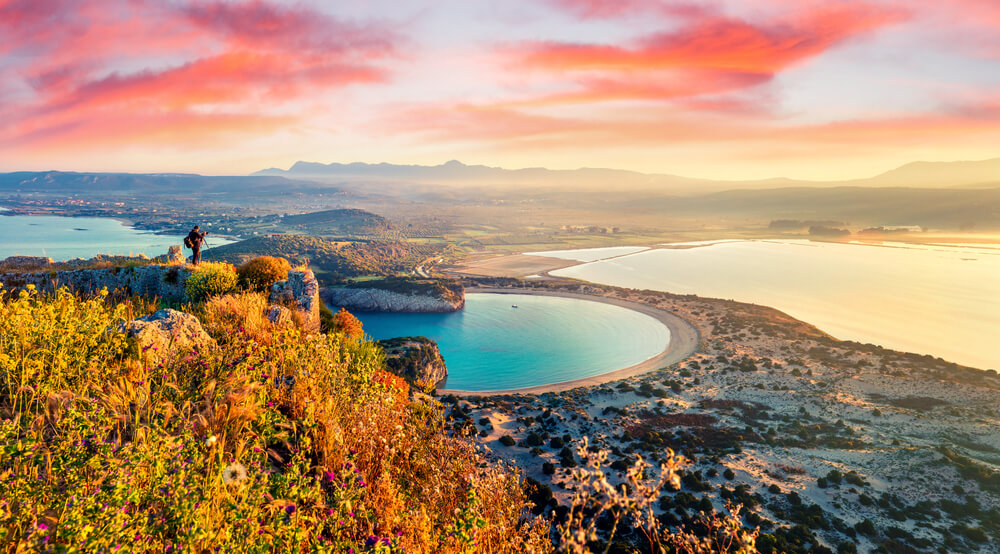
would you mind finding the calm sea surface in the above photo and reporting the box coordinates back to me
[0,213,232,261]
[544,240,1000,370]
[355,293,671,390]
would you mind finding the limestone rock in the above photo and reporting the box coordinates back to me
[120,309,215,362]
[378,336,448,389]
[322,281,464,313]
[269,270,320,334]
[266,305,293,326]
[154,245,186,264]
[3,256,53,268]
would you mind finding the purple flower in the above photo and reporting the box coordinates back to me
[284,504,296,514]
[37,523,49,531]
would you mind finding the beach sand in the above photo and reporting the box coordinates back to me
[445,254,582,278]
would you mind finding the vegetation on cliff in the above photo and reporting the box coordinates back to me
[344,277,464,305]
[378,337,448,391]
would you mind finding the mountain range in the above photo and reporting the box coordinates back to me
[253,157,1000,192]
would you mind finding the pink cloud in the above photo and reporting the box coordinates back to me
[0,0,398,150]
[522,3,905,74]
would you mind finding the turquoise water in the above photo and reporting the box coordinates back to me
[550,240,1000,370]
[0,213,232,261]
[355,293,670,391]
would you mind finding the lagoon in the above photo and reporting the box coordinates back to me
[549,240,1000,370]
[356,293,671,391]
[0,213,232,261]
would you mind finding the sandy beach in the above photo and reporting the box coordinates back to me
[438,287,700,396]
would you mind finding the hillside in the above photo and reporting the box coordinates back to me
[864,158,1000,188]
[207,235,439,282]
[281,208,390,236]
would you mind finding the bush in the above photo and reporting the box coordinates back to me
[855,518,876,536]
[723,468,735,480]
[543,462,555,475]
[236,256,291,292]
[185,262,238,301]
[318,301,336,333]
[195,292,280,345]
[332,308,364,339]
[499,435,516,447]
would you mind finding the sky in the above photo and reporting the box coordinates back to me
[1,0,999,180]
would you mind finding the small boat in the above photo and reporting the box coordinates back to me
[511,304,518,308]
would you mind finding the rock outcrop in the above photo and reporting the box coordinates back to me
[155,245,186,264]
[0,264,192,301]
[119,309,215,363]
[2,256,54,268]
[266,305,293,326]
[270,270,321,334]
[378,336,448,389]
[322,284,464,313]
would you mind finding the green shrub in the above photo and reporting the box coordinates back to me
[237,256,291,292]
[499,435,516,447]
[185,262,238,301]
[318,301,336,333]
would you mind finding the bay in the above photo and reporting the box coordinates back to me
[356,293,670,391]
[549,240,1000,370]
[0,213,232,261]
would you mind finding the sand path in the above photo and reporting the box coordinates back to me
[438,287,701,396]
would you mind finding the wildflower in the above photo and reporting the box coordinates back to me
[284,504,296,514]
[222,463,249,485]
[205,436,217,446]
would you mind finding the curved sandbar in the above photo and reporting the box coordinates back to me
[438,287,700,396]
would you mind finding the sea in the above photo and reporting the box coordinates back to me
[356,293,670,391]
[0,212,233,261]
[537,240,1000,370]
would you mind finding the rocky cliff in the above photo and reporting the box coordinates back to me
[0,263,322,335]
[321,280,464,313]
[378,336,448,389]
[269,270,321,334]
[0,264,192,301]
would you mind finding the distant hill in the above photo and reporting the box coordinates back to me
[622,187,1000,229]
[281,208,388,235]
[255,157,1000,191]
[0,171,338,196]
[863,158,1000,188]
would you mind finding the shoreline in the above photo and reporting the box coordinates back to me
[437,287,701,396]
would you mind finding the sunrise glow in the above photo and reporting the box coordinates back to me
[2,0,999,179]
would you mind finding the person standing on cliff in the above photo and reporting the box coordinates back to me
[185,225,208,265]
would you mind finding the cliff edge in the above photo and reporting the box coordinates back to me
[321,278,464,313]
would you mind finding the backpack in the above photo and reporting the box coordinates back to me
[184,236,194,249]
